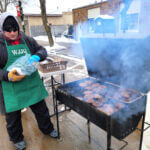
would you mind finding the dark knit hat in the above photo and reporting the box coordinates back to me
[3,16,19,32]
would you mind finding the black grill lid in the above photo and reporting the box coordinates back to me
[80,36,150,93]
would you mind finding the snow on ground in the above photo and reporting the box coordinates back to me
[54,36,79,44]
[35,35,86,73]
[34,35,83,63]
[33,35,48,42]
[45,44,66,52]
[34,36,68,53]
[34,35,79,53]
[34,35,79,44]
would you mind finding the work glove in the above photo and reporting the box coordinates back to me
[8,70,26,82]
[28,55,40,64]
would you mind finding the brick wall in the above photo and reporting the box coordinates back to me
[73,0,122,26]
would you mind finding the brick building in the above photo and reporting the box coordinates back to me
[72,0,121,37]
[72,0,150,38]
[73,0,121,25]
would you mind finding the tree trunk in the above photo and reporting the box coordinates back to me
[39,0,54,47]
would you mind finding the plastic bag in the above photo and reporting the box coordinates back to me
[7,54,37,76]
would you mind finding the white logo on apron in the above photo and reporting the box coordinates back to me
[12,49,27,55]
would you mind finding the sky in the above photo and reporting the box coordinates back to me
[8,0,104,15]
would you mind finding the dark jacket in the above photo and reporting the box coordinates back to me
[0,32,47,115]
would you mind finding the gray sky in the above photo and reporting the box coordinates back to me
[8,0,105,15]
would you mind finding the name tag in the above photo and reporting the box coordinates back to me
[11,49,27,55]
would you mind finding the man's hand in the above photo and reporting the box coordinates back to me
[8,70,26,82]
[28,55,40,64]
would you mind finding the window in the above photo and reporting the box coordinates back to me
[126,13,139,30]
[121,13,139,32]
[120,0,140,32]
[87,7,100,19]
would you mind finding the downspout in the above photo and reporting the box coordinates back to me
[120,0,133,33]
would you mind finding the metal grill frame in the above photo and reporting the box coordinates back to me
[54,77,147,150]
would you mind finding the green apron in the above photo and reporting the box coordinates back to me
[1,38,48,113]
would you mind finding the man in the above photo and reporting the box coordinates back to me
[0,12,58,150]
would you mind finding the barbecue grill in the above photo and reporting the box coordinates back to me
[54,36,150,150]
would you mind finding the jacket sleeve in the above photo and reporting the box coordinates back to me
[0,69,8,81]
[0,40,9,82]
[22,33,47,61]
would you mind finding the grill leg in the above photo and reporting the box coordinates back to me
[61,73,65,84]
[55,91,61,140]
[87,120,91,143]
[107,117,112,150]
[51,76,56,114]
[61,73,67,111]
[139,113,146,150]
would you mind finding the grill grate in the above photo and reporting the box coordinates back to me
[56,77,146,140]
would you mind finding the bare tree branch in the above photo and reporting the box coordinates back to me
[0,0,28,13]
[0,0,14,12]
[0,0,4,12]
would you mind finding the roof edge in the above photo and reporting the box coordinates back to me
[24,13,62,17]
[72,1,107,10]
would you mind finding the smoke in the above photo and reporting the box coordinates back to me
[80,36,150,120]
[75,0,150,92]
[72,0,150,121]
